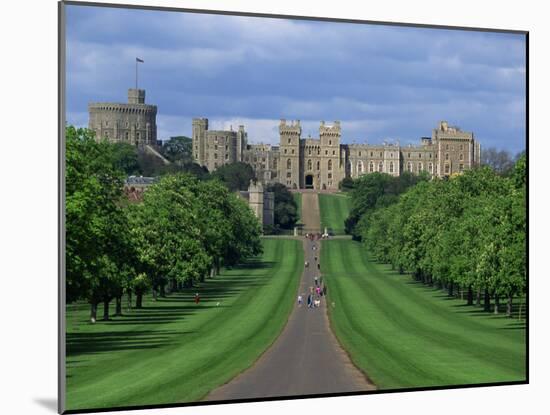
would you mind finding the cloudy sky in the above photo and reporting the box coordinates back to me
[65,4,526,154]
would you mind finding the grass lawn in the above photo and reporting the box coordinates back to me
[293,192,302,225]
[318,193,351,234]
[65,238,303,411]
[321,239,526,390]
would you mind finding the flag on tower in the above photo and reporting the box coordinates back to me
[136,57,144,63]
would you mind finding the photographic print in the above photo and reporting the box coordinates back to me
[60,1,527,412]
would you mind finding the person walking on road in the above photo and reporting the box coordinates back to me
[297,294,303,307]
[314,276,318,286]
[307,293,312,308]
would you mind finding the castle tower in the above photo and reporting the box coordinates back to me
[248,180,264,225]
[279,119,301,189]
[192,118,208,167]
[88,88,157,146]
[237,125,247,162]
[319,121,342,189]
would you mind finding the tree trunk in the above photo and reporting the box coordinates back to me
[507,294,513,318]
[467,286,473,306]
[127,290,132,312]
[159,283,166,298]
[115,296,122,316]
[483,288,491,312]
[136,292,143,309]
[103,299,110,321]
[476,288,481,307]
[448,281,454,297]
[152,286,158,301]
[90,303,97,323]
[494,295,500,315]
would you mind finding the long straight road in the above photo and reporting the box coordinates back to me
[205,192,374,401]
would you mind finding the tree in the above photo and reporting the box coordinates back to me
[161,136,193,164]
[213,162,256,191]
[266,183,298,229]
[65,126,135,321]
[481,147,516,176]
[110,142,141,175]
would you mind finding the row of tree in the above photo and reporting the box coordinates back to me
[356,157,526,316]
[66,127,263,322]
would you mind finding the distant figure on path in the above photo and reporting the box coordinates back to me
[323,285,327,296]
[297,294,303,307]
[317,263,320,270]
[305,261,309,268]
[194,293,200,304]
[307,293,312,308]
[314,276,318,286]
[316,286,321,296]
[314,299,320,308]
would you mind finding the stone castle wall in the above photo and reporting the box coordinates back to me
[193,118,480,190]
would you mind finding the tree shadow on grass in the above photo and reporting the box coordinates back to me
[66,260,276,357]
[66,329,190,358]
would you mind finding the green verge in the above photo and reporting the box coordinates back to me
[293,192,303,225]
[66,238,303,411]
[318,193,351,235]
[321,239,526,390]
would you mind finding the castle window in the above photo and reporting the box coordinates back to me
[418,162,423,171]
[359,151,362,157]
[328,173,332,179]
[445,153,449,161]
[328,160,332,171]
[460,144,464,151]
[419,153,422,158]
[325,150,328,155]
[369,162,374,172]
[309,148,312,155]
[446,144,449,150]
[214,153,218,159]
[329,140,332,146]
[284,149,287,154]
[408,153,411,158]
[226,145,228,151]
[445,164,450,174]
[429,163,433,173]
[126,122,129,127]
[430,153,432,158]
[378,162,383,172]
[308,159,312,170]
[136,132,140,140]
[459,153,464,161]
[105,121,109,127]
[317,148,321,155]
[214,162,218,168]
[292,149,295,154]
[225,154,229,160]
[358,161,364,174]
[214,145,218,150]
[274,159,278,169]
[407,162,413,172]
[332,150,335,155]
[288,138,291,144]
[287,159,292,170]
[316,161,320,170]
[125,132,129,140]
[370,152,373,157]
[459,163,464,171]
[389,162,394,173]
[105,131,109,138]
[287,172,291,178]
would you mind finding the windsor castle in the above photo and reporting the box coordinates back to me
[88,88,481,191]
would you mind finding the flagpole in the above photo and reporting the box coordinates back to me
[135,59,138,89]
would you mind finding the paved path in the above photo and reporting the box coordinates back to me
[205,193,374,401]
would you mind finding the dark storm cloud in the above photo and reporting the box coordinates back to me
[65,4,526,153]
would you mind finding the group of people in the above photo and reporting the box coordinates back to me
[304,232,330,240]
[297,246,327,309]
